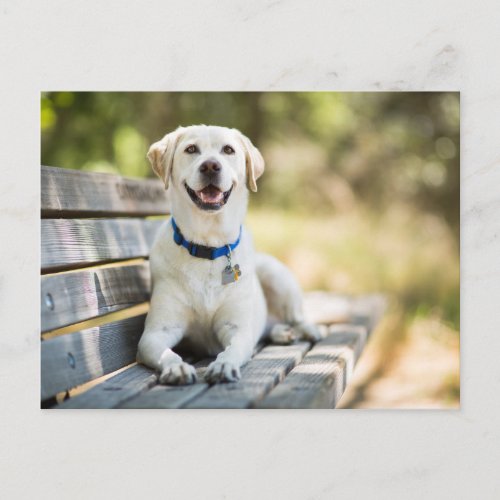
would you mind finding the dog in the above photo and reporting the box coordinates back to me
[137,125,321,385]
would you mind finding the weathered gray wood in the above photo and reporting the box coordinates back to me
[46,292,382,408]
[55,364,157,409]
[255,325,367,409]
[41,165,169,217]
[41,263,151,332]
[119,383,208,409]
[119,358,212,409]
[41,314,146,400]
[120,345,277,409]
[41,218,164,272]
[119,339,276,409]
[186,342,311,409]
[322,324,368,383]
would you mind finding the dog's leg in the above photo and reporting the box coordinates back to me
[137,328,197,385]
[205,320,255,384]
[137,287,197,385]
[256,253,323,344]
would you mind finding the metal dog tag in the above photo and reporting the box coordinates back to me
[222,264,241,285]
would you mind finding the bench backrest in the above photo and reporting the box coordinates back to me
[41,166,168,402]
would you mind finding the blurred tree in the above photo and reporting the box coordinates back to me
[41,91,459,233]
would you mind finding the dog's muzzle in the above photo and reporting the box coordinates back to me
[185,183,233,211]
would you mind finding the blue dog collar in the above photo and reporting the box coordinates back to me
[170,218,242,260]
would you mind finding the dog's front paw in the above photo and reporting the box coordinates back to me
[204,360,241,384]
[159,362,197,385]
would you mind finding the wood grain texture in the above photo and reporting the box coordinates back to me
[41,314,146,400]
[119,383,209,409]
[185,342,311,409]
[255,325,367,409]
[41,218,164,272]
[41,165,169,217]
[43,293,384,408]
[41,263,151,332]
[119,358,211,409]
[55,364,157,409]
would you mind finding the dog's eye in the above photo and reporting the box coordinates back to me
[222,145,235,155]
[185,144,199,154]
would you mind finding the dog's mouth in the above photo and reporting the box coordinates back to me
[185,183,233,211]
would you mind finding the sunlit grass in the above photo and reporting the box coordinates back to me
[247,204,460,407]
[248,205,458,324]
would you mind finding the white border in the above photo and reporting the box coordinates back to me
[1,1,499,498]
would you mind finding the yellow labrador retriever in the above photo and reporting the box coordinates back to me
[137,125,321,385]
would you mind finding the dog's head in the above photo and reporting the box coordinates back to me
[147,125,264,212]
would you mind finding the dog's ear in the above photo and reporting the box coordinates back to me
[147,127,185,190]
[236,131,265,192]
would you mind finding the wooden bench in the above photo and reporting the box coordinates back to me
[41,165,385,409]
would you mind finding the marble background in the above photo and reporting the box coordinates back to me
[1,0,499,498]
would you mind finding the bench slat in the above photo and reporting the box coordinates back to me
[41,314,146,401]
[41,218,164,272]
[119,383,209,409]
[185,342,311,409]
[109,340,269,409]
[41,263,151,332]
[41,166,169,217]
[255,325,367,409]
[118,360,212,409]
[56,364,157,409]
[44,294,383,409]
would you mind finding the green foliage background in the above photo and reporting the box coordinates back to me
[41,92,460,407]
[42,92,459,229]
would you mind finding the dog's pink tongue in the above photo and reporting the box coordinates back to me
[198,186,224,204]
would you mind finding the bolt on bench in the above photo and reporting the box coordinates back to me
[41,165,385,409]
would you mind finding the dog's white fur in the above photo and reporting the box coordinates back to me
[137,125,321,385]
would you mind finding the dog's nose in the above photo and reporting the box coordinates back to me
[199,160,221,174]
